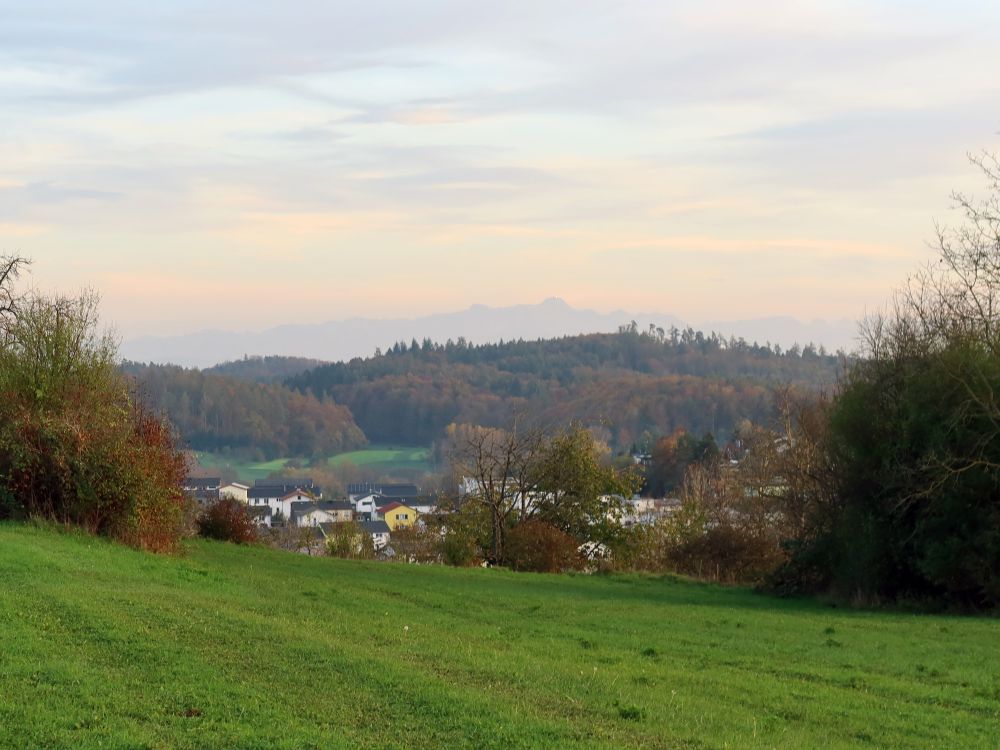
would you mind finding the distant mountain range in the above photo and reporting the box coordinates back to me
[121,298,860,368]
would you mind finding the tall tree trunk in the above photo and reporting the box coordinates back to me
[491,506,505,564]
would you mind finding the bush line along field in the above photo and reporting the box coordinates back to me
[2,524,998,749]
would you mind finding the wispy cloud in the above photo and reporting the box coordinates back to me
[4,0,1000,336]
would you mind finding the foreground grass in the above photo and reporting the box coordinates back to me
[1,525,998,749]
[195,445,432,482]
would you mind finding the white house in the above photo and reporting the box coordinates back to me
[359,520,391,550]
[247,486,317,524]
[277,490,315,520]
[352,493,384,520]
[248,506,273,528]
[406,497,437,515]
[219,482,250,503]
[292,501,354,528]
[348,483,419,502]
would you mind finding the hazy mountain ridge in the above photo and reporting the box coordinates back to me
[122,298,859,369]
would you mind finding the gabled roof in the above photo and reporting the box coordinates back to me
[256,477,315,488]
[377,501,415,514]
[280,489,315,501]
[379,484,420,498]
[184,477,221,489]
[221,482,250,490]
[405,497,437,508]
[360,520,390,534]
[348,482,419,497]
[316,500,353,512]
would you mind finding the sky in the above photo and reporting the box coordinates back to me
[3,0,1000,338]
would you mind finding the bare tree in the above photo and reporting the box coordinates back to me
[0,254,29,330]
[859,152,1000,483]
[450,418,544,563]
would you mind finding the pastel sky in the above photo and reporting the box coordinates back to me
[3,0,1000,337]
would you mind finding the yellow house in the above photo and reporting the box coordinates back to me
[378,502,418,531]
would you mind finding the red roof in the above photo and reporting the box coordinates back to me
[377,501,411,513]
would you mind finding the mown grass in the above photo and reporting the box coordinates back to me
[1,523,998,749]
[194,445,432,482]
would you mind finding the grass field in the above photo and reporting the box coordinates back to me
[2,524,999,749]
[194,445,432,482]
[325,445,432,473]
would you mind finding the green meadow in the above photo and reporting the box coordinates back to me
[1,523,998,749]
[324,445,432,472]
[194,445,433,482]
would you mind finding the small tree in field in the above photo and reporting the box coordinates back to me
[450,419,640,566]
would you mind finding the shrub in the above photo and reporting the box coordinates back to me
[442,528,481,566]
[197,498,257,544]
[389,523,442,564]
[506,520,585,573]
[324,520,375,559]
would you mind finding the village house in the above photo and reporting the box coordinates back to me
[352,492,384,521]
[291,500,354,528]
[348,482,419,503]
[377,501,418,531]
[358,520,391,550]
[182,476,221,506]
[219,482,250,503]
[248,506,273,528]
[247,483,319,524]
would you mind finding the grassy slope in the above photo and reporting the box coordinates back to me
[195,446,432,482]
[1,525,998,749]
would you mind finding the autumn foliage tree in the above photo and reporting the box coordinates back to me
[0,258,189,551]
[450,419,640,566]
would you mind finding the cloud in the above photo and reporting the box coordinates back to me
[6,0,1000,337]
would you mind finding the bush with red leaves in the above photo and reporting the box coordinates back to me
[505,520,585,573]
[197,497,258,545]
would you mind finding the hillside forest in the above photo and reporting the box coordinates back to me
[122,362,366,461]
[125,329,844,461]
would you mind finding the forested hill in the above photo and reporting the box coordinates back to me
[286,328,846,447]
[123,363,366,460]
[207,355,327,383]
